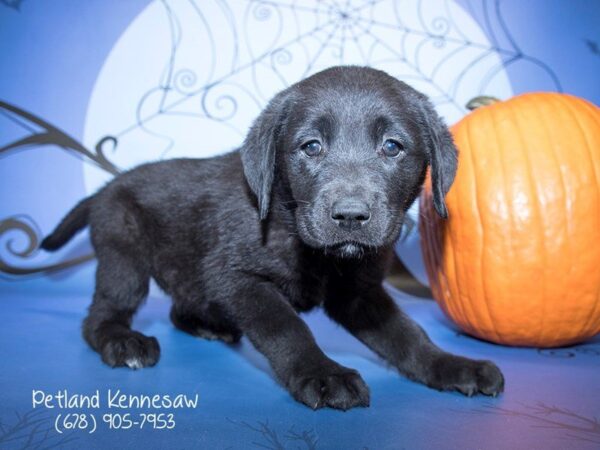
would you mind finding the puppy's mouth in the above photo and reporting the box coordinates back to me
[326,241,367,259]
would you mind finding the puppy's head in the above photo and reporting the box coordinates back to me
[242,66,457,258]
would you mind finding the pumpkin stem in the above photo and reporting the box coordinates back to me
[466,96,501,111]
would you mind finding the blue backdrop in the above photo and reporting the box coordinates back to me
[1,1,599,449]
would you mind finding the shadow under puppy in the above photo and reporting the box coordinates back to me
[42,66,504,410]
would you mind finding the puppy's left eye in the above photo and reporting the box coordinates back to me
[381,139,404,157]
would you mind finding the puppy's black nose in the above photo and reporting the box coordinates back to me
[331,199,371,229]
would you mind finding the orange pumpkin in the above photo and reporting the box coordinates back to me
[420,92,600,347]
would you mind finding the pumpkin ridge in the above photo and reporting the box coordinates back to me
[576,98,600,129]
[465,112,501,342]
[505,97,548,344]
[555,95,600,339]
[531,95,573,343]
[453,118,481,337]
[487,101,514,340]
[554,95,600,338]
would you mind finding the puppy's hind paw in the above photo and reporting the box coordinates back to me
[100,331,160,369]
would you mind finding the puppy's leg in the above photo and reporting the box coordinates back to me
[324,286,504,397]
[170,300,242,344]
[226,280,369,410]
[83,249,159,369]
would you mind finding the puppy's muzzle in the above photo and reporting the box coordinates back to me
[331,198,371,231]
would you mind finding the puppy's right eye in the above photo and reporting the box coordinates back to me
[301,140,323,157]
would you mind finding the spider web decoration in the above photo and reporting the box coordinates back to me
[0,0,561,278]
[82,0,548,192]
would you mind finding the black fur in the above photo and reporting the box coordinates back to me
[40,197,93,250]
[42,66,503,410]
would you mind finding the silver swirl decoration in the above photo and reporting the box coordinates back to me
[1,216,39,259]
[201,84,238,121]
[0,216,95,277]
[270,48,293,67]
[94,135,120,174]
[431,16,450,36]
[431,17,450,48]
[173,68,198,95]
[432,36,447,49]
[252,1,273,21]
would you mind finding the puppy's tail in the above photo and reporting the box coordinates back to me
[40,196,94,251]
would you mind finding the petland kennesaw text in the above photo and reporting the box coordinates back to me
[32,389,199,409]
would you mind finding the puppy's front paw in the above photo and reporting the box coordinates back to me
[288,366,370,411]
[100,331,160,369]
[430,355,504,397]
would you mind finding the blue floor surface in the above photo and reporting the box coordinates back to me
[0,284,599,449]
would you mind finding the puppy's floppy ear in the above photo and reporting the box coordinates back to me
[241,88,294,220]
[418,99,458,219]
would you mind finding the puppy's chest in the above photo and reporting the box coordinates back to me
[265,243,326,312]
[276,270,326,312]
[284,268,326,312]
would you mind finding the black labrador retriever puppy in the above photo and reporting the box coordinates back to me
[42,66,504,410]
